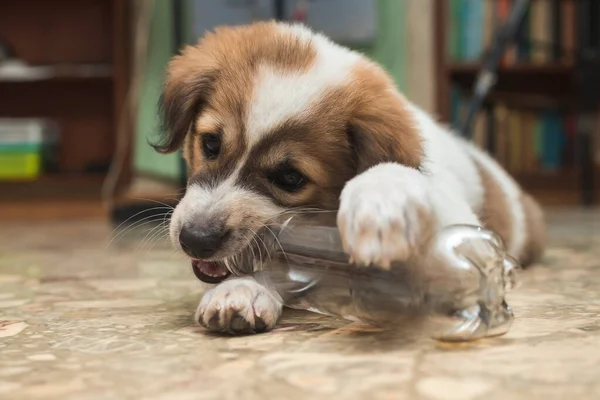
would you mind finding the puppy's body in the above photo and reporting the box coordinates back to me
[156,22,545,334]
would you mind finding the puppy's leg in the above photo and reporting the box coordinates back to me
[195,276,283,334]
[337,162,480,268]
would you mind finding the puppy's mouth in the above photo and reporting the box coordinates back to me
[189,231,274,284]
[191,260,231,284]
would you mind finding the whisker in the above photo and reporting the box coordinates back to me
[106,206,174,246]
[262,225,289,268]
[110,216,172,247]
[137,222,168,251]
[110,212,171,241]
[129,197,176,209]
[138,218,171,252]
[141,208,174,251]
[248,228,272,264]
[247,236,258,265]
[145,230,172,254]
[247,228,266,267]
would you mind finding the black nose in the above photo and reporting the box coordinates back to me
[179,225,230,259]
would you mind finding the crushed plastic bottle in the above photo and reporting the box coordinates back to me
[252,220,520,342]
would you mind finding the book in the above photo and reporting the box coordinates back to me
[469,0,484,60]
[563,114,577,167]
[520,111,537,172]
[508,110,522,172]
[485,107,496,154]
[592,0,600,52]
[449,87,462,129]
[497,0,515,65]
[472,111,488,149]
[596,114,600,166]
[494,104,509,167]
[480,105,576,175]
[561,0,576,64]
[516,4,531,62]
[530,0,551,64]
[540,111,564,171]
[461,0,475,60]
[534,116,544,167]
[550,0,562,61]
[406,0,435,113]
[448,0,463,60]
[576,0,591,50]
[482,0,495,53]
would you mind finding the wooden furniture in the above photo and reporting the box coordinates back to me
[433,0,600,206]
[0,0,131,208]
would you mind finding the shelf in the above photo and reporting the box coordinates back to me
[456,88,576,110]
[512,170,580,191]
[0,200,106,222]
[447,62,574,75]
[0,174,105,201]
[0,63,112,83]
[448,62,574,99]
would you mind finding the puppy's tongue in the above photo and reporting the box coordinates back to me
[191,260,231,284]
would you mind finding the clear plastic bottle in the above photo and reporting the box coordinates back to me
[252,220,520,342]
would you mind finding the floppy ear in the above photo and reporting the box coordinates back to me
[151,49,217,154]
[346,69,424,174]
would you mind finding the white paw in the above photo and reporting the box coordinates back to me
[337,163,437,268]
[195,277,283,334]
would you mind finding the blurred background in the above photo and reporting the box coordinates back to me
[1,2,599,398]
[0,0,598,224]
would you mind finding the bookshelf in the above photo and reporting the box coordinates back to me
[0,0,132,204]
[433,0,600,206]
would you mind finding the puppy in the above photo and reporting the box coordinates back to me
[154,22,545,334]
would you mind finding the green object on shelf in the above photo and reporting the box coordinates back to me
[0,152,41,180]
[0,143,42,153]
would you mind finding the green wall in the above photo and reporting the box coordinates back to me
[360,0,407,92]
[134,0,407,180]
[133,1,181,180]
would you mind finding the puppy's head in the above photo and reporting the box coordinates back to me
[154,22,423,282]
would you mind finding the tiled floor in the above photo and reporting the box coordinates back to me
[0,209,599,399]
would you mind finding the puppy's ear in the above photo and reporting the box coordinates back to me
[346,68,423,173]
[152,48,217,154]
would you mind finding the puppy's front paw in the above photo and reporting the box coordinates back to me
[337,163,437,268]
[195,277,283,334]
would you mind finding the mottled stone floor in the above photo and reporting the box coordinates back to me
[0,208,599,400]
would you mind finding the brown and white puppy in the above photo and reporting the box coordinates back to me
[154,22,545,334]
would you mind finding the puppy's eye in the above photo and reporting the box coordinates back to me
[269,166,307,192]
[202,134,221,160]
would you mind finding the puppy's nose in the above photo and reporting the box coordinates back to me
[179,225,229,259]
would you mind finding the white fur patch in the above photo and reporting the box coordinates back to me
[337,156,482,267]
[196,276,283,333]
[169,175,283,252]
[408,103,485,213]
[245,25,360,146]
[338,163,443,267]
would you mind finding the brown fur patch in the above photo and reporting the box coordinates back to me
[473,161,514,251]
[473,159,545,267]
[236,118,356,211]
[519,194,546,266]
[346,61,424,171]
[157,21,317,169]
